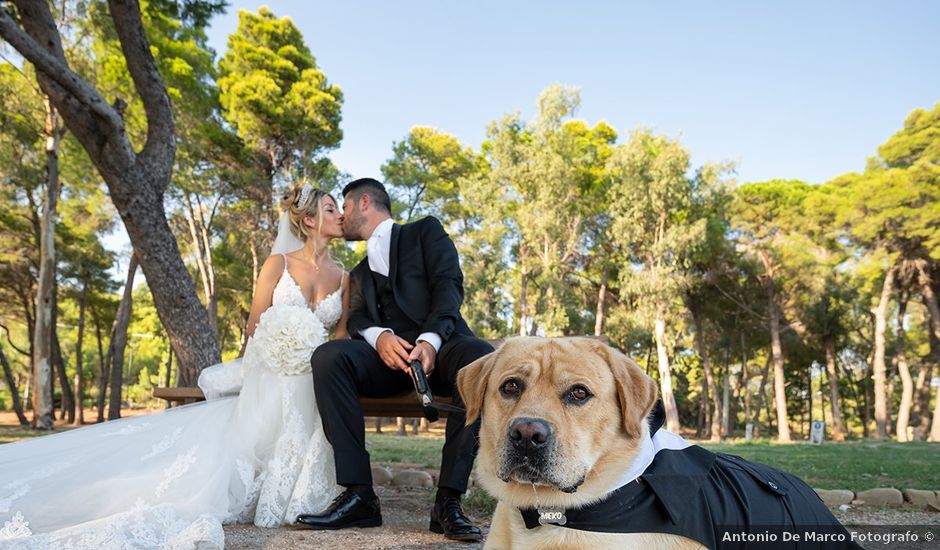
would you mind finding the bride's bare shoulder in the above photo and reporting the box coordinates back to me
[258,254,287,278]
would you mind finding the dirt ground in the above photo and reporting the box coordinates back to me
[223,485,939,550]
[223,485,486,550]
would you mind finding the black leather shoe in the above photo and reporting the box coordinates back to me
[295,489,382,530]
[429,495,483,542]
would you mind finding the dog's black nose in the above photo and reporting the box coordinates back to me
[509,417,552,451]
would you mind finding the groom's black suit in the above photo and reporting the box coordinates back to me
[311,216,492,492]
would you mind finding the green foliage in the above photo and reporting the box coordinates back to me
[218,7,343,181]
[1,1,939,447]
[608,129,718,320]
[382,126,477,223]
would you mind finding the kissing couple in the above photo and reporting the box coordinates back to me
[0,178,491,548]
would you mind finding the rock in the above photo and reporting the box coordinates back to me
[371,465,393,485]
[814,489,854,506]
[903,489,939,508]
[392,469,434,488]
[855,488,903,506]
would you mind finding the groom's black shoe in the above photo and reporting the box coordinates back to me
[295,489,382,530]
[429,495,483,542]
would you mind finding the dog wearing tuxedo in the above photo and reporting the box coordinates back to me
[296,178,491,542]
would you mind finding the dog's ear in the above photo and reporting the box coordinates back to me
[457,351,498,426]
[595,341,659,439]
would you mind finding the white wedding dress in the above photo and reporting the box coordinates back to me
[0,262,344,549]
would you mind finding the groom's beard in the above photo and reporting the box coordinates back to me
[343,218,365,241]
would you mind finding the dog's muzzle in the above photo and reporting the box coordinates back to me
[499,417,560,485]
[509,417,552,454]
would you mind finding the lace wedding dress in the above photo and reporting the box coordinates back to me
[0,260,344,549]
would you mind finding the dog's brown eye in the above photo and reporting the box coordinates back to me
[565,385,592,404]
[500,379,522,397]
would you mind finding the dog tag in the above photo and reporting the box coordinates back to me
[531,482,567,525]
[537,507,567,526]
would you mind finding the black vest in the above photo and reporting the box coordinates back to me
[371,270,421,338]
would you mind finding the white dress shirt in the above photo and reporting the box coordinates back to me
[359,218,442,352]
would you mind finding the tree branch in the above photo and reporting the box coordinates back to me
[0,322,30,357]
[107,0,175,183]
[0,2,123,130]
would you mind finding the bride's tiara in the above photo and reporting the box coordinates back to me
[296,183,314,207]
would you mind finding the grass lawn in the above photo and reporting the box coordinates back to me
[366,431,940,491]
[366,430,451,469]
[699,439,940,491]
[7,414,938,493]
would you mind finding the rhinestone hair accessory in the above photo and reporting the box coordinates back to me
[296,183,314,207]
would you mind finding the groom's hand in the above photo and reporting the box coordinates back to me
[376,331,414,371]
[408,341,437,376]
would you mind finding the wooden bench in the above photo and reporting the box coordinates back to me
[152,386,448,418]
[153,335,608,418]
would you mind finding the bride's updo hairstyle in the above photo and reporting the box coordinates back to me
[280,183,333,241]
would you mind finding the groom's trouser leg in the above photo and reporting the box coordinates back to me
[431,335,494,493]
[311,339,412,486]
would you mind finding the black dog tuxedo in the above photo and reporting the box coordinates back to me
[519,404,861,550]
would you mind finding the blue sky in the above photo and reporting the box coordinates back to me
[205,1,939,186]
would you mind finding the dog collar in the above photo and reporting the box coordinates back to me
[518,445,715,533]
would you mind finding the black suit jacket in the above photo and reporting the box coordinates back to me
[347,216,472,343]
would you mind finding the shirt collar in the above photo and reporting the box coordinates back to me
[367,218,394,245]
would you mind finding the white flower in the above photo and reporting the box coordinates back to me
[248,304,326,376]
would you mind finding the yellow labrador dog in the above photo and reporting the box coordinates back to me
[457,337,703,550]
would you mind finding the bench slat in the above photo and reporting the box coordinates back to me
[153,335,608,418]
[152,387,449,418]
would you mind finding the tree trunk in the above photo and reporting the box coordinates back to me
[519,248,529,337]
[185,192,218,335]
[0,347,28,425]
[94,308,107,422]
[751,355,772,437]
[915,293,939,434]
[930,378,940,442]
[823,337,846,441]
[722,354,731,439]
[872,265,896,439]
[740,341,750,439]
[766,280,791,442]
[654,311,681,432]
[74,278,88,424]
[913,363,934,436]
[109,252,139,420]
[894,298,914,442]
[691,303,721,440]
[730,357,746,437]
[164,348,174,389]
[52,317,74,423]
[0,0,221,388]
[30,97,62,431]
[50,278,75,423]
[594,269,608,336]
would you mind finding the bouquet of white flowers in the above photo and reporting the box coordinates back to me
[247,304,327,376]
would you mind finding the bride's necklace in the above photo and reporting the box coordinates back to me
[298,249,328,271]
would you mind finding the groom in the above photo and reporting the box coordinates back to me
[297,178,491,542]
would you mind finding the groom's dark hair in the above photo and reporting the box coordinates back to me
[343,178,392,214]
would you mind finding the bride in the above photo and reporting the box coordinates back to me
[0,184,347,549]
